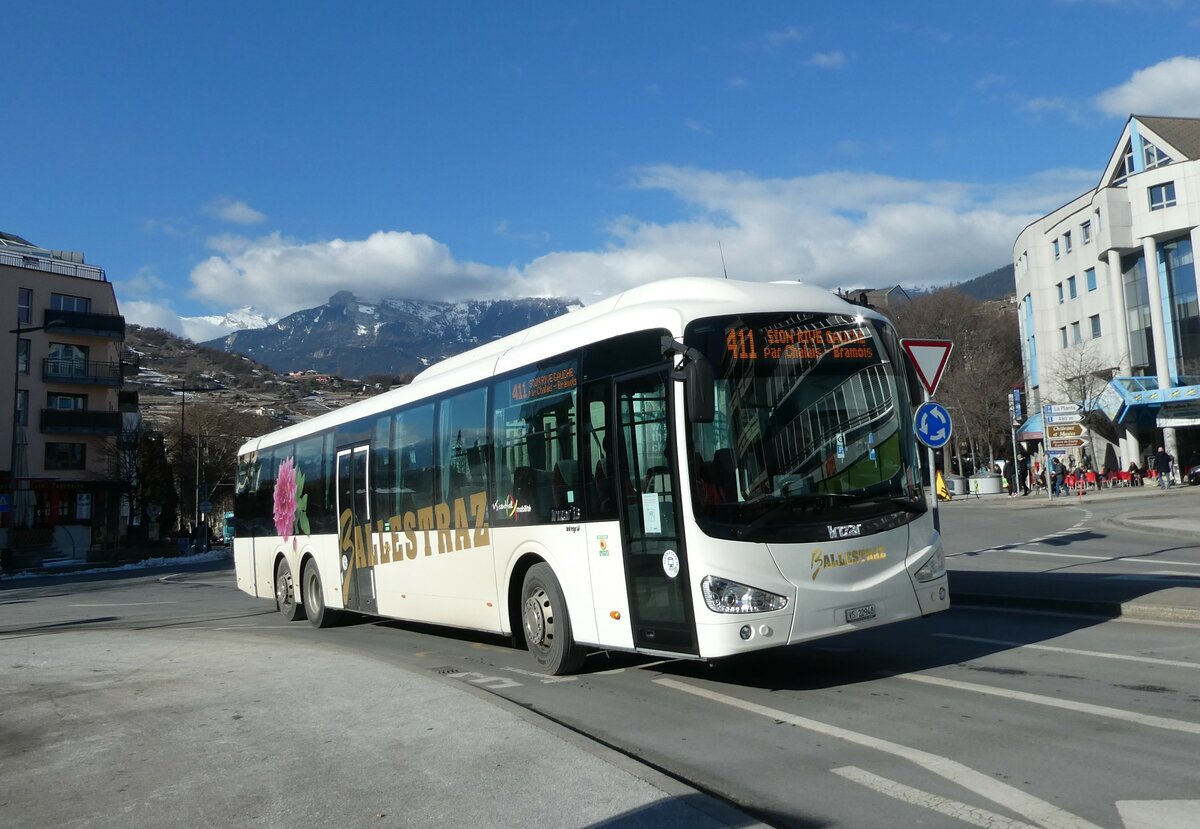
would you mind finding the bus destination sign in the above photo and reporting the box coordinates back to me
[511,366,577,403]
[727,326,874,362]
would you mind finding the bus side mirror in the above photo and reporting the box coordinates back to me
[662,335,715,424]
[684,358,715,424]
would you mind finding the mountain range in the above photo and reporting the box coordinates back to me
[194,265,1014,379]
[201,290,582,378]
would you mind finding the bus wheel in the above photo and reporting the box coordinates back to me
[275,558,305,622]
[302,559,341,629]
[521,563,584,675]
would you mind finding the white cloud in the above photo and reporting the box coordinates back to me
[1094,56,1200,117]
[188,230,518,319]
[206,198,268,226]
[807,51,847,70]
[183,165,1094,320]
[763,26,806,50]
[116,266,167,298]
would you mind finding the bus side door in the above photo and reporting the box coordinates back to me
[614,369,698,655]
[336,444,378,615]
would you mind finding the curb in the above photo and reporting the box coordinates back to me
[954,593,1200,624]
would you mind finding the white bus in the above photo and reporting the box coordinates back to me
[233,277,949,674]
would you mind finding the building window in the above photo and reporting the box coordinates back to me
[1068,276,1077,299]
[1081,221,1092,244]
[1090,315,1102,338]
[1149,181,1177,211]
[1086,268,1097,292]
[1053,239,1060,260]
[1060,327,1068,348]
[17,288,32,324]
[1071,321,1082,344]
[1057,283,1064,304]
[45,442,87,471]
[47,393,88,410]
[15,389,28,427]
[1063,232,1072,253]
[17,339,30,374]
[1144,140,1173,170]
[50,293,91,313]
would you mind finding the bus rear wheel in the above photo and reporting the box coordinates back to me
[521,563,584,675]
[275,558,305,622]
[302,559,342,629]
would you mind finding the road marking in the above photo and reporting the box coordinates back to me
[899,674,1200,736]
[654,677,1102,829]
[949,547,1200,568]
[501,665,577,684]
[934,633,1200,670]
[68,601,176,607]
[832,766,1039,829]
[1116,800,1200,829]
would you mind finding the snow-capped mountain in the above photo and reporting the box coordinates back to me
[201,290,580,378]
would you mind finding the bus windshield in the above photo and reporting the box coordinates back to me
[685,311,924,542]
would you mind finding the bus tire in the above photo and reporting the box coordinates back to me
[275,558,305,622]
[302,559,342,629]
[521,563,585,675]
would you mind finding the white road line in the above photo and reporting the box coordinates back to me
[832,766,1039,829]
[68,601,177,607]
[934,633,1200,670]
[949,547,1200,568]
[654,677,1102,829]
[899,674,1200,736]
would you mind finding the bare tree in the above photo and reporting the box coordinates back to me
[889,290,1023,472]
[1046,340,1119,470]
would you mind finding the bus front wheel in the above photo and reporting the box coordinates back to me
[302,559,342,629]
[275,558,305,622]
[521,563,584,675]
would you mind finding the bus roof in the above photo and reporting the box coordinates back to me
[238,277,875,456]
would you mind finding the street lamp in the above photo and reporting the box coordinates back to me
[8,318,65,529]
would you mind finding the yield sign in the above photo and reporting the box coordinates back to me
[900,338,954,396]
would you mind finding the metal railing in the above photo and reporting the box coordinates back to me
[41,358,123,385]
[43,309,125,338]
[39,408,123,434]
[0,249,107,281]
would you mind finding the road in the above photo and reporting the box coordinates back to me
[2,502,1198,828]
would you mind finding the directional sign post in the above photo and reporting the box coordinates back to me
[1041,403,1084,501]
[900,339,954,530]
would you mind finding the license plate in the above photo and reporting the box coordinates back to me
[845,603,877,623]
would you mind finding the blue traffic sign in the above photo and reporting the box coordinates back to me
[915,401,953,449]
[0,493,9,513]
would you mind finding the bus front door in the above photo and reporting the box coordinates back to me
[336,445,378,615]
[616,370,697,656]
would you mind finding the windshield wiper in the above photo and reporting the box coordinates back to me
[735,492,921,538]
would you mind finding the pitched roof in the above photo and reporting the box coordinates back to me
[1136,115,1200,160]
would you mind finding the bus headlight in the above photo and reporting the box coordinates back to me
[914,547,946,582]
[701,576,788,614]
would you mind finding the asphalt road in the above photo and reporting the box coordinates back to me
[3,502,1199,828]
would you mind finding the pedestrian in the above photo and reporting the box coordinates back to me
[1154,445,1174,489]
[178,522,191,555]
[1127,460,1142,486]
[1053,457,1067,495]
[1018,454,1031,496]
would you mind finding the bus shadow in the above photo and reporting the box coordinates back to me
[652,569,1198,692]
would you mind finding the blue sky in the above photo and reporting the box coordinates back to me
[5,1,1200,341]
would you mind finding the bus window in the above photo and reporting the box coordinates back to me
[439,387,489,506]
[493,360,579,524]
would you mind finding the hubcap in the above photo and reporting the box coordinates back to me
[276,570,291,607]
[523,588,552,650]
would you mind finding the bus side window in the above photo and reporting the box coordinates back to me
[583,382,616,520]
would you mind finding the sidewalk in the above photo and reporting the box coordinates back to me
[941,481,1200,623]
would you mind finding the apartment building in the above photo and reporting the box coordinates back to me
[1,232,133,565]
[1013,115,1200,473]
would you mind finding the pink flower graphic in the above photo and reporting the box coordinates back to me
[273,456,298,542]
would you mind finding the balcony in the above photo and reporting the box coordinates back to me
[43,309,125,338]
[0,248,107,281]
[40,408,123,435]
[42,358,123,386]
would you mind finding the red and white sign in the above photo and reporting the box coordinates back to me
[900,338,954,396]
